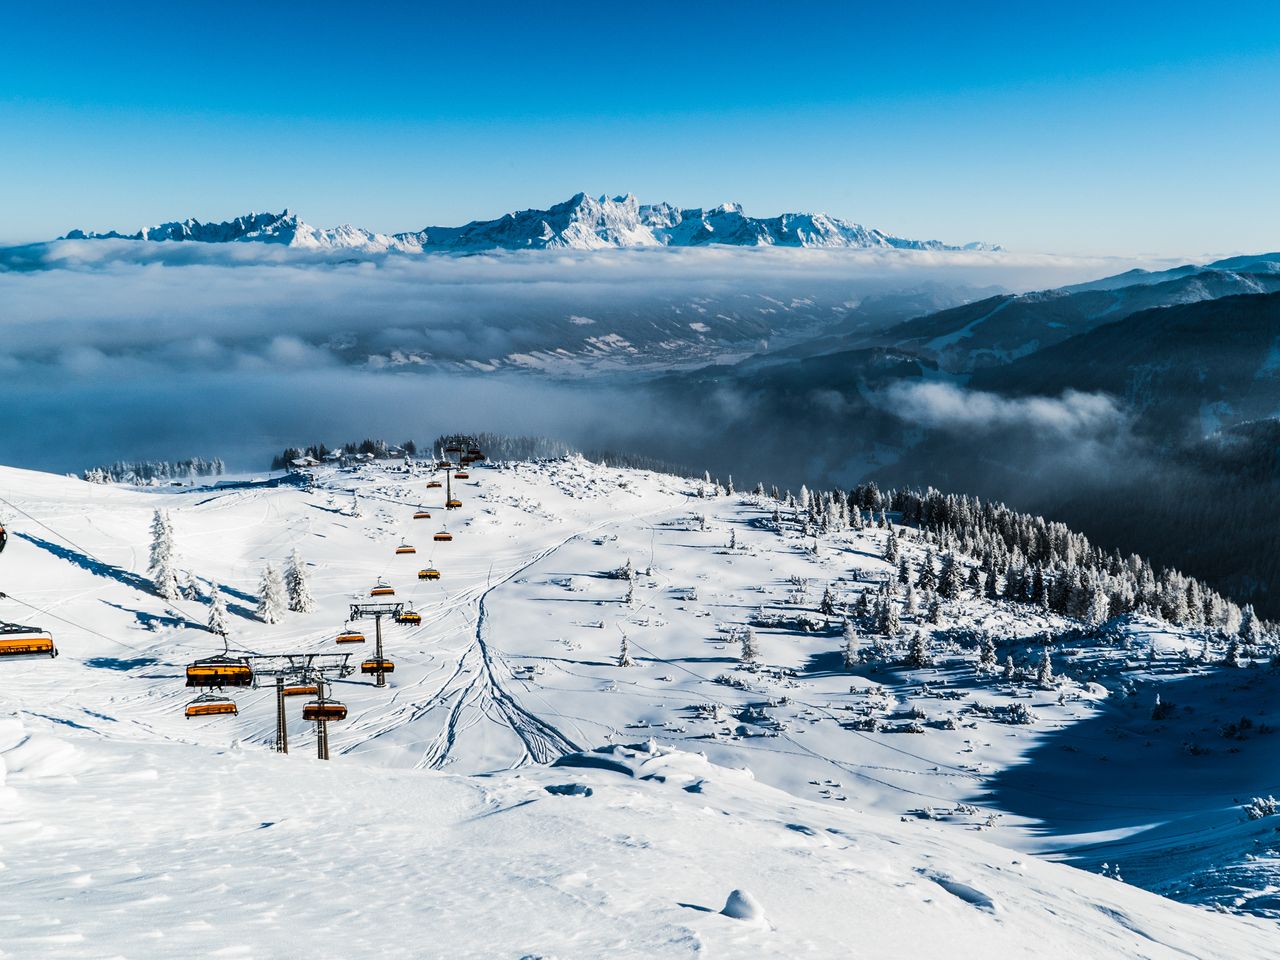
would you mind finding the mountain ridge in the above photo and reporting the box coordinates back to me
[61,193,1003,253]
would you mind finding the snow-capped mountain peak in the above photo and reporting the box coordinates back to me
[61,195,1003,254]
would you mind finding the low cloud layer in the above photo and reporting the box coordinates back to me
[0,241,1162,472]
[881,381,1126,439]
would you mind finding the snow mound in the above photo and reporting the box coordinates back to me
[720,888,767,923]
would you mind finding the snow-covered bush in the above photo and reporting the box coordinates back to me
[1001,703,1038,725]
[1243,796,1279,820]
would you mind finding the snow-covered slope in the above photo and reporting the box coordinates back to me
[0,457,1275,955]
[60,194,1002,253]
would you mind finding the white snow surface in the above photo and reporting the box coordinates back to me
[0,457,1274,957]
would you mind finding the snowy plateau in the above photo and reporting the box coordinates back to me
[0,456,1277,959]
[60,193,1002,253]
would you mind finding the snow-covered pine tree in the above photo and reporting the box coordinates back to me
[927,597,943,625]
[739,625,761,663]
[148,509,179,601]
[898,555,911,585]
[905,630,932,668]
[984,565,1001,599]
[1240,605,1261,645]
[883,529,899,563]
[208,583,229,637]
[617,631,636,667]
[904,581,918,615]
[1085,583,1111,626]
[284,549,315,613]
[726,475,735,495]
[938,553,963,599]
[916,548,938,592]
[256,563,287,624]
[820,584,837,617]
[1036,648,1055,688]
[884,600,902,637]
[1003,655,1015,682]
[855,590,872,620]
[842,619,860,671]
[1223,637,1242,668]
[978,634,997,673]
[798,485,810,511]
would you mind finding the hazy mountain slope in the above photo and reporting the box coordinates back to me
[970,290,1280,433]
[1061,252,1280,294]
[861,270,1280,372]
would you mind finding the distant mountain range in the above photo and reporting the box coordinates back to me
[62,193,1002,253]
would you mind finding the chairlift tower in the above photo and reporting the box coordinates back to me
[249,653,353,755]
[349,601,402,688]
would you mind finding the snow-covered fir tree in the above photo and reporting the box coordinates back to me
[1240,605,1261,644]
[738,625,761,663]
[842,619,860,671]
[883,529,899,563]
[916,548,938,592]
[883,600,902,637]
[207,583,229,637]
[819,584,837,617]
[1036,648,1055,688]
[1223,637,1242,668]
[1003,655,1016,682]
[905,630,932,668]
[284,549,315,613]
[617,631,636,667]
[256,563,287,624]
[978,634,997,673]
[148,509,179,601]
[938,553,963,599]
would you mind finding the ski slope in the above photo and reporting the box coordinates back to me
[0,456,1276,956]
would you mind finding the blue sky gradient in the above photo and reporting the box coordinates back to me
[2,1,1277,255]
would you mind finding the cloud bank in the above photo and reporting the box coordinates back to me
[0,241,1161,472]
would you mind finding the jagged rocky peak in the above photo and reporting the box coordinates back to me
[62,195,1003,253]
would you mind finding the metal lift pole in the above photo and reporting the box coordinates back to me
[374,613,386,688]
[316,678,330,761]
[275,675,288,754]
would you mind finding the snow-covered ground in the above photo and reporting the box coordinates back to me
[0,457,1276,956]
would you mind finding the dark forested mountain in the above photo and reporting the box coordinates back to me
[971,291,1280,436]
[856,270,1280,373]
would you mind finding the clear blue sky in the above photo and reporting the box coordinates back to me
[2,1,1278,255]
